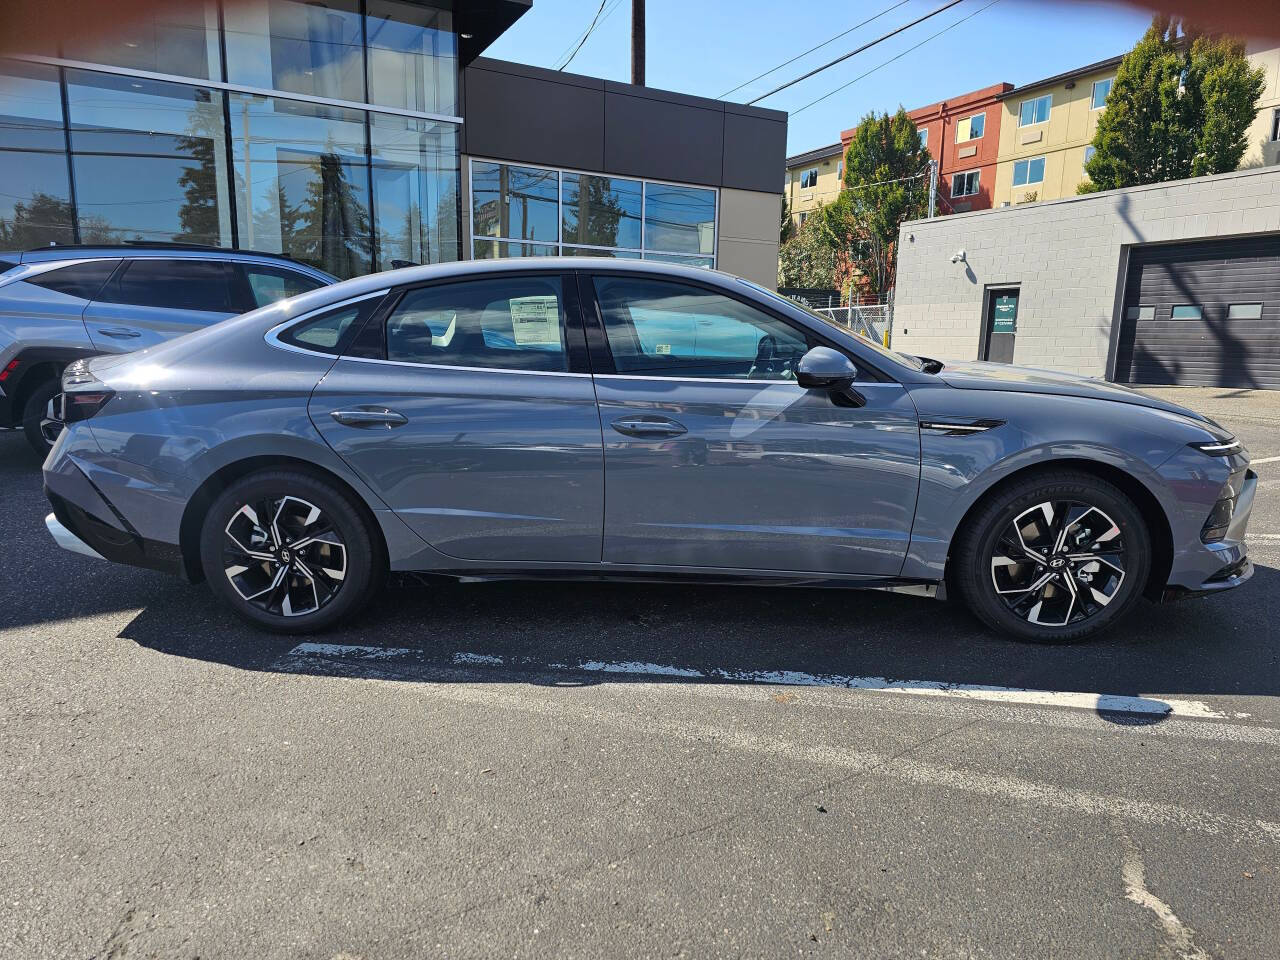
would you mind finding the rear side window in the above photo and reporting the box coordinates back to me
[242,264,326,308]
[99,259,236,312]
[382,276,568,373]
[24,260,119,300]
[277,297,384,356]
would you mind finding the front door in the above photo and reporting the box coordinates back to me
[983,288,1019,364]
[309,273,604,564]
[584,274,921,577]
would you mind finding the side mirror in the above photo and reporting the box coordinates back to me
[795,346,865,407]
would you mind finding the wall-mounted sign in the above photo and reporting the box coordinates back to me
[993,295,1018,333]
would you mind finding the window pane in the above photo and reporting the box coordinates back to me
[644,184,715,255]
[470,161,558,242]
[1092,78,1113,110]
[1171,305,1202,320]
[66,70,231,246]
[1012,161,1027,187]
[472,239,557,259]
[971,113,984,138]
[225,0,364,103]
[231,94,372,279]
[62,1,221,80]
[1228,303,1263,320]
[563,246,641,258]
[562,173,642,249]
[366,0,458,115]
[593,276,809,379]
[371,113,460,270]
[100,259,236,312]
[384,277,567,372]
[0,61,74,247]
[243,264,326,307]
[26,260,119,300]
[642,252,714,268]
[280,297,382,354]
[1126,305,1155,321]
[917,129,927,148]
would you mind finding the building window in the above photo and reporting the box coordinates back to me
[66,69,232,247]
[1171,305,1203,320]
[0,59,75,247]
[370,113,460,269]
[918,128,928,149]
[1018,94,1051,127]
[797,211,808,228]
[951,170,980,197]
[61,0,222,81]
[1084,145,1097,171]
[836,159,843,179]
[955,113,985,142]
[1228,303,1263,319]
[224,0,367,104]
[1091,78,1114,110]
[1011,156,1046,186]
[365,0,457,116]
[1272,108,1280,142]
[800,167,818,189]
[1126,305,1155,321]
[470,159,716,267]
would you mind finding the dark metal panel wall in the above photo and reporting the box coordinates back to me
[1116,234,1280,389]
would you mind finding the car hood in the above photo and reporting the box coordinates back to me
[934,361,1218,426]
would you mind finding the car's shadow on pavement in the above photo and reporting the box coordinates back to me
[116,562,1280,705]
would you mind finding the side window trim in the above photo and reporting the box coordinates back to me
[266,290,393,358]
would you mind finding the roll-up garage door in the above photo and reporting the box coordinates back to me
[1115,234,1280,388]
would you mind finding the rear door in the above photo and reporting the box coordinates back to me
[583,273,921,577]
[308,272,605,564]
[82,257,240,351]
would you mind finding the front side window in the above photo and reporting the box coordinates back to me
[1091,78,1114,110]
[99,259,236,312]
[1012,156,1046,186]
[1019,94,1051,127]
[383,276,568,373]
[956,113,985,142]
[242,264,326,308]
[593,276,811,380]
[951,171,980,198]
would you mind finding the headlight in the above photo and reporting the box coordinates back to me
[1189,438,1244,458]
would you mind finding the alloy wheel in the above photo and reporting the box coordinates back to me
[223,496,348,618]
[989,500,1126,628]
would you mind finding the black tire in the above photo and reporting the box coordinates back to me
[952,471,1151,643]
[199,469,383,634]
[21,378,60,460]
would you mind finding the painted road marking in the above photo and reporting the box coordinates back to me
[281,643,1249,721]
[1250,454,1280,465]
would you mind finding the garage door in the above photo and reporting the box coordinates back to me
[1115,234,1280,388]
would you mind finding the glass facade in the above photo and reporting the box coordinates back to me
[470,160,717,266]
[0,2,460,279]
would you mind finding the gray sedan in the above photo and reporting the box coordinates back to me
[43,259,1255,641]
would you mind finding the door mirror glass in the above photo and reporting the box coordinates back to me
[795,346,857,389]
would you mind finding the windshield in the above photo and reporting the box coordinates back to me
[741,280,926,372]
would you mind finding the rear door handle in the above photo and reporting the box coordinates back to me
[610,416,687,438]
[96,327,142,339]
[330,407,409,428]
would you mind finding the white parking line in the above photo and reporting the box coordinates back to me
[281,643,1248,721]
[1250,454,1280,464]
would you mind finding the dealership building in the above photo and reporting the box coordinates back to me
[893,164,1280,389]
[0,1,785,286]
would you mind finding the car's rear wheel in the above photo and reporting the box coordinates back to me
[952,471,1151,642]
[22,379,59,460]
[199,469,382,633]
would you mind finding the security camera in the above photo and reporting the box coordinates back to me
[950,249,967,264]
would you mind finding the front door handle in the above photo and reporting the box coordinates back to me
[96,327,142,339]
[610,416,687,438]
[330,407,409,429]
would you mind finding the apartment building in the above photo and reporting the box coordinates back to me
[783,142,844,229]
[1243,41,1280,169]
[991,55,1122,207]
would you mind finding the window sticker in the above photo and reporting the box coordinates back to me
[509,296,560,345]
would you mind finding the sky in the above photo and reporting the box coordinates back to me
[484,0,1156,156]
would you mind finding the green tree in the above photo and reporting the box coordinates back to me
[779,196,795,244]
[777,211,839,289]
[1081,17,1264,193]
[822,108,930,299]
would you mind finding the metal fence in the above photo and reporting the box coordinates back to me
[811,302,893,347]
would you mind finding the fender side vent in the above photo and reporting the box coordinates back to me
[919,419,1004,436]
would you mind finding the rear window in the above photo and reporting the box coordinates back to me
[242,264,326,308]
[24,260,120,300]
[98,259,236,313]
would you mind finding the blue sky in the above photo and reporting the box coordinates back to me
[484,0,1155,155]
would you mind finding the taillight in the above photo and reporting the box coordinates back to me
[61,389,114,423]
[0,359,18,383]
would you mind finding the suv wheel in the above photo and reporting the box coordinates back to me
[199,469,382,633]
[952,471,1151,642]
[22,379,60,459]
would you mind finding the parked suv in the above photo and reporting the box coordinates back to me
[0,244,335,457]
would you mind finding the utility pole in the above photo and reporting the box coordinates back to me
[927,158,938,218]
[631,0,645,86]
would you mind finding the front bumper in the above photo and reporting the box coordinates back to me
[1162,467,1258,600]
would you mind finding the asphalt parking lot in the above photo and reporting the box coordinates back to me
[3,386,1279,959]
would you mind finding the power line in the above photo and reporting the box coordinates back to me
[719,0,911,100]
[790,0,1003,116]
[557,0,610,72]
[746,0,966,105]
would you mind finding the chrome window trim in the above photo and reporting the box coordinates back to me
[594,373,905,387]
[264,289,392,358]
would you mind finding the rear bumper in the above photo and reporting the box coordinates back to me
[45,511,104,560]
[45,486,186,576]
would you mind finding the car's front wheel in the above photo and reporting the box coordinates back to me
[952,471,1151,642]
[199,469,382,633]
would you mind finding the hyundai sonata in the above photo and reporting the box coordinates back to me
[43,259,1255,640]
